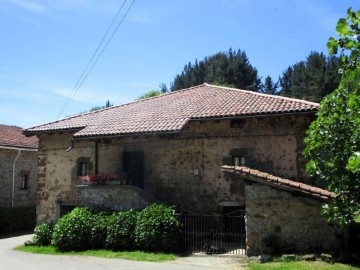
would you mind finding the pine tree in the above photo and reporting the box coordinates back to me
[170,48,261,92]
[278,52,341,102]
[260,75,279,94]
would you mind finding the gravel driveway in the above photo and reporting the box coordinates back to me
[0,234,247,270]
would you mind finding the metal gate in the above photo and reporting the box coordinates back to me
[177,210,246,255]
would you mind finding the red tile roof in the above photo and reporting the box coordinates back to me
[0,124,38,149]
[24,83,319,138]
[221,165,335,201]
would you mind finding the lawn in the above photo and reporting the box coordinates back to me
[15,245,178,262]
[248,261,360,270]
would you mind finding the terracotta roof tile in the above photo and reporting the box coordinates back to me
[24,83,319,138]
[221,165,335,201]
[0,124,38,149]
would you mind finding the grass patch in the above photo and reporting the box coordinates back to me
[248,261,360,270]
[14,245,178,262]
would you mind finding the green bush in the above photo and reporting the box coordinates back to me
[106,209,137,250]
[135,204,180,252]
[89,212,109,250]
[52,208,94,252]
[0,207,36,235]
[32,222,54,246]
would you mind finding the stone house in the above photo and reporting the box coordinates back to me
[24,83,339,255]
[0,124,38,207]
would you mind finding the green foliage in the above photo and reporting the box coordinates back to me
[304,71,360,225]
[170,48,261,92]
[279,51,341,102]
[89,212,109,250]
[136,90,162,100]
[106,210,137,250]
[15,245,178,262]
[47,205,180,253]
[90,100,113,112]
[304,8,360,225]
[0,206,36,235]
[135,204,181,252]
[327,8,360,70]
[32,222,54,246]
[52,208,94,252]
[347,152,360,173]
[260,75,279,95]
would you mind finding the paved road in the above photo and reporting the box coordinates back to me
[0,234,247,270]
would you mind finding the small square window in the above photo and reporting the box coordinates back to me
[78,162,88,176]
[233,156,246,167]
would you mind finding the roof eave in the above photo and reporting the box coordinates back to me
[22,127,85,137]
[222,165,335,202]
[72,130,183,141]
[189,109,318,121]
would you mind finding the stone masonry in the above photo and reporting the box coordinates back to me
[0,148,38,207]
[245,182,340,256]
[76,184,157,211]
[35,114,314,223]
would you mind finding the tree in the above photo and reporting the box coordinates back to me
[279,52,341,102]
[260,75,279,95]
[170,48,261,92]
[136,90,162,100]
[90,100,113,112]
[304,7,360,225]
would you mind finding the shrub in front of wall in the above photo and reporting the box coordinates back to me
[52,208,95,252]
[89,212,109,250]
[106,209,137,250]
[135,204,181,252]
[32,222,54,246]
[0,206,36,235]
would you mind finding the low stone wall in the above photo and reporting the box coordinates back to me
[76,184,157,211]
[245,183,340,256]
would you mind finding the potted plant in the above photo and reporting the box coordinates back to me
[262,233,281,254]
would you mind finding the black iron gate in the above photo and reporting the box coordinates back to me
[177,210,246,255]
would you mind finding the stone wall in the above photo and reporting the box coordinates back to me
[76,184,157,211]
[36,114,314,223]
[0,148,38,207]
[245,182,340,256]
[36,132,94,223]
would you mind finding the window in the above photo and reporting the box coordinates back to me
[233,156,246,167]
[78,162,88,176]
[21,175,28,189]
[20,170,29,189]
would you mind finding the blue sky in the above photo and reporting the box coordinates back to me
[1,0,359,128]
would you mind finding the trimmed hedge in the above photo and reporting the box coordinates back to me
[135,204,180,252]
[106,209,138,250]
[52,208,94,252]
[90,212,109,250]
[0,206,36,236]
[33,222,54,246]
[42,204,180,252]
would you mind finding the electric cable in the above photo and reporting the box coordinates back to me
[55,0,136,120]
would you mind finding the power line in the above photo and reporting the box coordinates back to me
[55,0,136,120]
